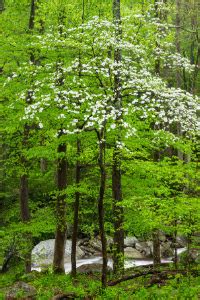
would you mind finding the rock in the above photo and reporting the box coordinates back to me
[88,238,102,252]
[124,247,145,259]
[179,249,200,265]
[176,236,187,248]
[159,231,167,243]
[107,237,113,247]
[106,237,113,252]
[79,238,103,257]
[124,237,138,248]
[32,239,84,267]
[6,281,36,300]
[79,246,95,257]
[52,293,77,300]
[160,242,173,258]
[76,263,112,274]
[146,241,153,257]
[135,242,151,257]
[77,238,89,247]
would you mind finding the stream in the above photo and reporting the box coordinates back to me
[32,248,186,273]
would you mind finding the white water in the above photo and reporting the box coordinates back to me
[32,248,186,273]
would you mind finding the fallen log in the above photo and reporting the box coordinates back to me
[108,269,199,286]
[108,270,157,286]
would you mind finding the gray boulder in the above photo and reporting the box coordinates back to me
[124,247,145,259]
[146,241,153,257]
[89,238,102,252]
[176,236,187,248]
[107,237,114,247]
[52,293,77,300]
[124,237,138,248]
[76,263,112,274]
[135,242,151,257]
[179,249,200,265]
[32,239,84,267]
[159,231,167,242]
[78,238,102,257]
[6,281,36,300]
[160,242,173,258]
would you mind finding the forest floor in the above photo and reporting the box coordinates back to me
[0,263,199,299]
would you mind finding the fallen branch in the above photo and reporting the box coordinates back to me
[108,270,156,286]
[108,269,199,286]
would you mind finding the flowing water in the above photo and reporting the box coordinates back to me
[32,248,186,273]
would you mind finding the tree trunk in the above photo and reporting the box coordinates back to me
[29,0,36,30]
[153,230,161,268]
[18,0,41,274]
[112,146,124,274]
[20,174,30,222]
[40,158,47,173]
[97,130,108,288]
[152,1,163,269]
[71,139,81,277]
[20,169,31,273]
[53,143,67,273]
[190,0,199,94]
[0,0,4,12]
[71,0,85,276]
[173,220,178,270]
[18,0,36,273]
[176,0,182,87]
[112,0,124,275]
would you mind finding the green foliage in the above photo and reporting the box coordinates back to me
[0,267,199,299]
[0,0,199,296]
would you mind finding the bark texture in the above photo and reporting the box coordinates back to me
[53,143,67,273]
[153,230,161,268]
[20,166,31,273]
[0,0,4,12]
[97,130,108,287]
[71,139,81,277]
[18,0,38,272]
[29,0,36,30]
[112,0,124,274]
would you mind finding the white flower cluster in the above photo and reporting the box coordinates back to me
[7,16,198,147]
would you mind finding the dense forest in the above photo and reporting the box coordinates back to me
[0,0,200,299]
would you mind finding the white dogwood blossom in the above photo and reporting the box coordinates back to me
[6,15,199,148]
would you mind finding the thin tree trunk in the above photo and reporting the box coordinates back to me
[20,169,31,273]
[0,0,4,12]
[20,173,30,222]
[40,158,47,173]
[71,1,85,276]
[18,0,38,274]
[173,219,178,270]
[29,0,36,30]
[112,146,124,274]
[19,123,31,274]
[152,149,161,268]
[71,139,81,277]
[153,230,161,268]
[97,130,108,288]
[176,0,182,88]
[175,0,184,160]
[53,7,68,273]
[174,2,182,265]
[112,0,124,275]
[53,142,67,273]
[152,1,163,269]
[190,0,199,94]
